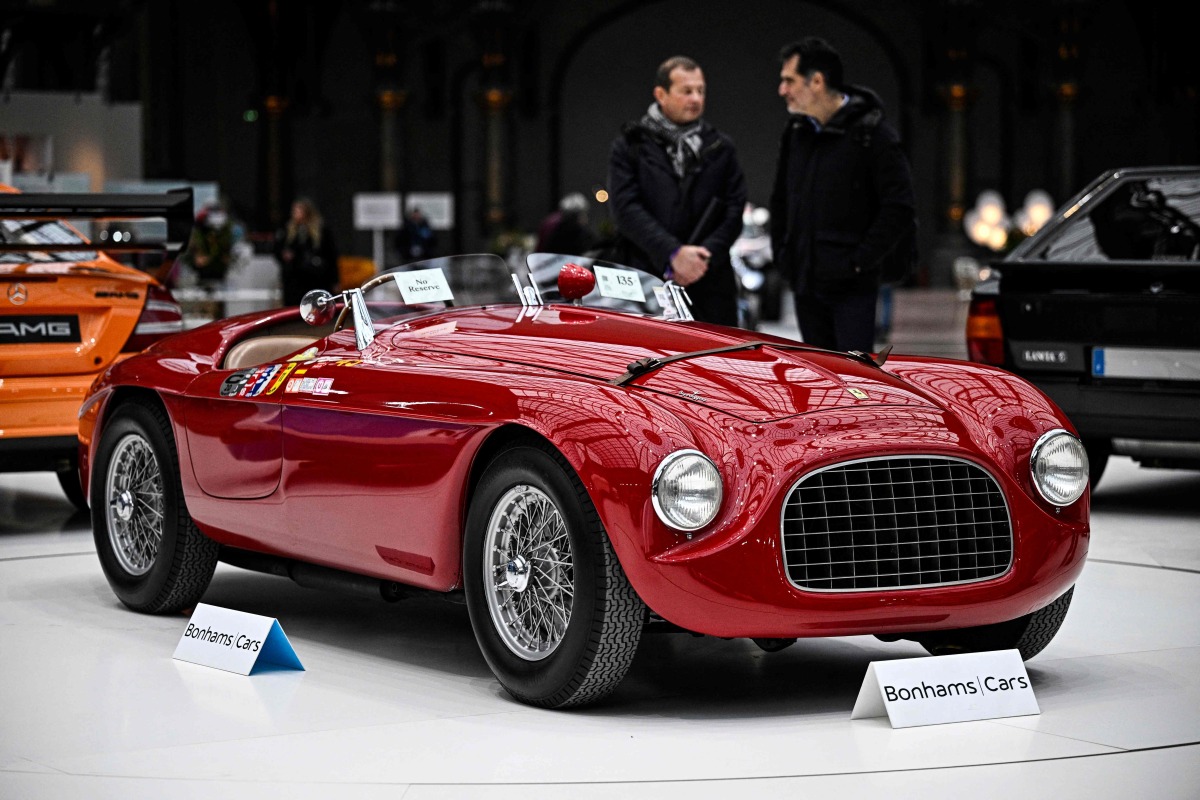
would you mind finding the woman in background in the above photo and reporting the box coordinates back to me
[274,196,338,305]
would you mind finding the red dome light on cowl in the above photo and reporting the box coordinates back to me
[557,262,595,302]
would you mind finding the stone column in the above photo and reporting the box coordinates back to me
[479,86,513,232]
[377,87,408,193]
[263,94,291,231]
[1050,6,1083,200]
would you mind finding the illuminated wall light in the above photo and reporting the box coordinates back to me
[986,226,1008,251]
[976,190,1006,225]
[963,209,990,246]
[1013,208,1034,236]
[964,188,1055,251]
[594,188,609,203]
[1024,189,1055,228]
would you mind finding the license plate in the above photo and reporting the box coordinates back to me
[1092,346,1200,380]
[0,314,81,344]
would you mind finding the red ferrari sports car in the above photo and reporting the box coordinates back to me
[78,253,1090,708]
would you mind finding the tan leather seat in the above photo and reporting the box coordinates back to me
[222,336,317,370]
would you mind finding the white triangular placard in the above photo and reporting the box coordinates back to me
[851,649,1039,728]
[173,603,304,676]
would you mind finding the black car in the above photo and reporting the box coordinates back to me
[966,166,1200,487]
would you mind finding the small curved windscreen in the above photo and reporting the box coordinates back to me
[353,251,691,330]
[527,252,689,319]
[359,253,515,326]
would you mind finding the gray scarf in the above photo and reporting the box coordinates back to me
[640,102,703,178]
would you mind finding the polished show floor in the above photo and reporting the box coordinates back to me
[1,458,1198,799]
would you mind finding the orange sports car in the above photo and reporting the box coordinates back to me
[0,186,194,510]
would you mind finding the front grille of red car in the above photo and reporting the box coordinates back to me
[781,456,1012,592]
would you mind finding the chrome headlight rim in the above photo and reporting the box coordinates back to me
[651,448,723,531]
[1030,428,1089,507]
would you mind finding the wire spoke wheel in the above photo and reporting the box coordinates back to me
[91,400,218,614]
[484,484,574,660]
[464,441,645,708]
[104,433,165,576]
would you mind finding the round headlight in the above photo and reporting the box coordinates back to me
[1030,429,1089,506]
[652,449,723,531]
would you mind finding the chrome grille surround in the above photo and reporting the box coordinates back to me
[781,456,1012,592]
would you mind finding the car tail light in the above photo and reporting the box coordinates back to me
[122,283,183,352]
[966,296,1005,365]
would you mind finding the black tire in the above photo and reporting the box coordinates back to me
[916,587,1074,661]
[463,441,645,708]
[91,400,219,614]
[1083,438,1111,490]
[56,466,88,512]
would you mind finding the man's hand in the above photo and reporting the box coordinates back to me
[670,245,711,286]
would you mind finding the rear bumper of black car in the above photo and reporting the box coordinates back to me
[1031,376,1200,447]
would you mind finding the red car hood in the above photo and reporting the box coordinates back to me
[385,306,941,423]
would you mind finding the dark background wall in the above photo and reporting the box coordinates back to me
[1,0,1194,286]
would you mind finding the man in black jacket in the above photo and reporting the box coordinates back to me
[608,55,747,326]
[770,37,916,352]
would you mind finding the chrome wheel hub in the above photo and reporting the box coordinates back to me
[483,484,573,661]
[505,555,531,592]
[112,490,135,523]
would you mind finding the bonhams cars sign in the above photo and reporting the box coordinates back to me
[173,603,304,676]
[851,649,1039,728]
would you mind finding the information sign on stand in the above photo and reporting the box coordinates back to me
[353,192,402,272]
[405,192,454,230]
[851,649,1039,728]
[173,603,304,676]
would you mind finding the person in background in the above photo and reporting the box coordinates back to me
[274,196,339,306]
[770,36,916,352]
[608,55,747,326]
[180,200,236,290]
[395,207,438,264]
[536,192,598,256]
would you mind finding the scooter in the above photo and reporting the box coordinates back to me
[730,204,782,330]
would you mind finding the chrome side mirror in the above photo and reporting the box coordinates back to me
[300,289,336,325]
[300,287,374,351]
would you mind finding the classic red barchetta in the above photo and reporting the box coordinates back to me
[78,253,1089,708]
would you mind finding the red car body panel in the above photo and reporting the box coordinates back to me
[79,300,1089,638]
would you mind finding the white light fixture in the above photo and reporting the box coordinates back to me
[964,188,1055,252]
[976,190,1006,226]
[1024,189,1055,229]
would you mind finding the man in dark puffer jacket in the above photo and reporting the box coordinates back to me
[771,36,916,352]
[608,55,748,326]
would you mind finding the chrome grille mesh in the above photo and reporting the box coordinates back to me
[781,456,1012,592]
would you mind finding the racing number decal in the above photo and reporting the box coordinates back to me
[220,368,254,397]
[220,359,352,398]
[220,363,298,398]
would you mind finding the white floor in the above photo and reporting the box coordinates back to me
[2,457,1198,799]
